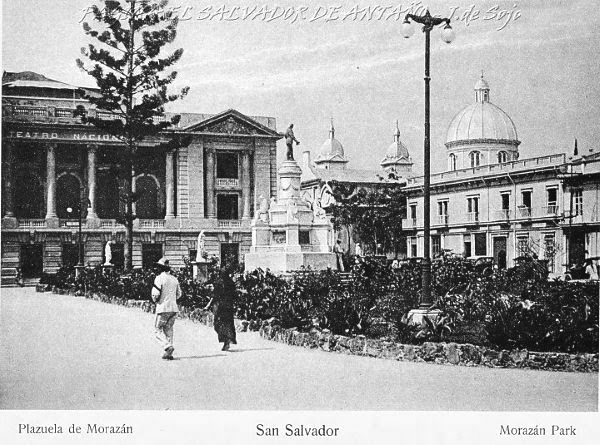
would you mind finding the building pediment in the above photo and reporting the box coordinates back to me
[184,109,280,138]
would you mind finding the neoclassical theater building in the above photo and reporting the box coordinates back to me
[403,75,600,273]
[1,71,281,283]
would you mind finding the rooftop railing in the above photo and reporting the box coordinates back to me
[406,153,567,186]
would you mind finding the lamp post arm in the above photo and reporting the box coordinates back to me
[405,13,451,30]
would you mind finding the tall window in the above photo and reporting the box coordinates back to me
[448,153,457,171]
[467,196,479,222]
[217,194,239,220]
[573,189,583,216]
[410,237,418,257]
[497,151,508,163]
[216,152,239,179]
[519,189,532,218]
[438,200,448,224]
[543,233,556,271]
[409,203,417,223]
[546,187,558,214]
[431,235,441,256]
[501,192,510,211]
[517,235,529,256]
[469,151,481,167]
[463,234,472,257]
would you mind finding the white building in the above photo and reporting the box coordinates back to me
[403,75,600,273]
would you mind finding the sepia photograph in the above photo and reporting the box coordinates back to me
[1,0,599,443]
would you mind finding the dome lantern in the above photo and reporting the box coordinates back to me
[475,71,490,103]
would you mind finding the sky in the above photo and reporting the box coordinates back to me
[2,0,600,173]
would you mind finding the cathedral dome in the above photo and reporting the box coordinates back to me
[445,75,519,147]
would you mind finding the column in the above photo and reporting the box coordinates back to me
[241,150,251,219]
[45,143,57,219]
[87,145,98,219]
[165,150,175,219]
[206,148,216,218]
[3,142,15,218]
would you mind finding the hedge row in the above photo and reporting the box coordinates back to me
[43,255,599,353]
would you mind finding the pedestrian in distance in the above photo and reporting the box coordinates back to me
[333,239,345,272]
[584,258,599,281]
[151,257,181,360]
[205,267,237,351]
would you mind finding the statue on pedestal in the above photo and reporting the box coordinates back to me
[195,231,206,262]
[284,123,300,161]
[104,241,112,265]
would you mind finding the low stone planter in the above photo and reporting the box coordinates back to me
[258,321,599,373]
[51,286,598,373]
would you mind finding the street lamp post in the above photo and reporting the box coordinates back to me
[402,11,455,309]
[67,194,90,276]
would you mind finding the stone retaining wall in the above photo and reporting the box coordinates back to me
[40,287,598,373]
[258,321,598,373]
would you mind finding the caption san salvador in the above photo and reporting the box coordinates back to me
[257,423,339,437]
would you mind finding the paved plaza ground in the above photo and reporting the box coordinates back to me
[0,287,597,411]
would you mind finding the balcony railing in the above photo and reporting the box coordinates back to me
[543,204,559,215]
[60,219,86,228]
[218,220,241,228]
[493,209,511,220]
[437,215,449,225]
[467,212,479,223]
[517,206,532,218]
[139,219,165,229]
[216,178,240,188]
[18,219,46,228]
[100,220,120,228]
[402,218,417,228]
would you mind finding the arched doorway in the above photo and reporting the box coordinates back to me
[14,170,44,218]
[57,174,82,219]
[97,171,120,219]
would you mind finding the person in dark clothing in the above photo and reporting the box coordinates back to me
[205,269,237,351]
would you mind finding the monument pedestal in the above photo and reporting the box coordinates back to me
[406,308,441,326]
[192,260,210,283]
[245,160,336,273]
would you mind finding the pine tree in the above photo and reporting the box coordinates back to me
[76,0,189,270]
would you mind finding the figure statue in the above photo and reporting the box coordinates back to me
[254,195,270,223]
[284,123,300,161]
[104,241,112,265]
[287,197,299,222]
[195,231,206,262]
[312,199,327,220]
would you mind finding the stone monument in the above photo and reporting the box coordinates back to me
[245,124,336,272]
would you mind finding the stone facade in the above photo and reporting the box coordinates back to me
[1,72,281,283]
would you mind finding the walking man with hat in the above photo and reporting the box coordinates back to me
[152,257,181,360]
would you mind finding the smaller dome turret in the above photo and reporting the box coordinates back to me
[314,118,348,170]
[381,121,413,174]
